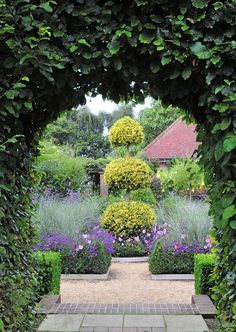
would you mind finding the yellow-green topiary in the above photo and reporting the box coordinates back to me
[109,116,144,147]
[101,201,156,236]
[104,157,153,191]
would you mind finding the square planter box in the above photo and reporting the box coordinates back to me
[61,269,110,280]
[112,256,149,263]
[151,274,194,280]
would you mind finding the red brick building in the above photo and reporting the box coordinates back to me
[144,118,200,167]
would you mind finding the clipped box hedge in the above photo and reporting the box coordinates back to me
[149,242,194,274]
[194,253,216,296]
[33,251,61,296]
[62,241,111,274]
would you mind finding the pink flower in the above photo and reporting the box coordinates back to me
[74,244,84,251]
[134,236,140,242]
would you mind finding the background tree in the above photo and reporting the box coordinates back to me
[44,106,110,158]
[98,103,134,131]
[138,100,180,145]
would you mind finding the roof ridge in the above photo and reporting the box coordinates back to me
[144,117,183,151]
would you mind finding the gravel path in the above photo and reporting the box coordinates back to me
[61,263,194,304]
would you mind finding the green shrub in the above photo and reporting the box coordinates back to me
[131,188,156,206]
[149,242,194,274]
[62,242,111,274]
[157,158,206,196]
[194,254,216,296]
[35,141,88,195]
[33,251,61,296]
[113,242,146,257]
[101,201,156,236]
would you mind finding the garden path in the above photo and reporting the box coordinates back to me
[61,263,194,303]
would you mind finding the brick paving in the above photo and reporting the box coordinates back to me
[38,303,200,315]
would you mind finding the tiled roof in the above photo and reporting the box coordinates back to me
[144,118,200,160]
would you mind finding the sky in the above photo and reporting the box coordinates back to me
[85,95,153,116]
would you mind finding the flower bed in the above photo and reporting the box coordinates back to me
[34,227,114,274]
[149,239,212,274]
[112,224,167,257]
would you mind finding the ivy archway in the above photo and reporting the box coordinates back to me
[0,1,235,331]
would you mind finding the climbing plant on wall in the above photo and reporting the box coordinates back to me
[0,1,235,331]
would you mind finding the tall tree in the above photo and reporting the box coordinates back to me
[138,100,180,145]
[44,106,110,158]
[98,103,134,130]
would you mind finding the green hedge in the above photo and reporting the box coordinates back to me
[149,242,194,274]
[62,242,111,274]
[194,254,216,296]
[33,251,61,296]
[113,242,146,257]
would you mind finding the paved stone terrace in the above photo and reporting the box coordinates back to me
[37,314,210,332]
[38,303,200,315]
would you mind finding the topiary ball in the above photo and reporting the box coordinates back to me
[109,116,144,147]
[104,157,153,191]
[100,201,156,236]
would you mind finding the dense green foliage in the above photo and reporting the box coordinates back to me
[130,188,156,206]
[33,251,61,297]
[113,242,146,257]
[194,254,216,297]
[157,158,205,196]
[149,242,195,274]
[0,1,235,330]
[44,106,110,158]
[138,100,180,145]
[36,141,88,195]
[62,242,111,274]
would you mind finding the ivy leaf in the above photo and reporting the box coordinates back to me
[150,62,160,73]
[69,45,78,53]
[135,0,148,6]
[223,134,236,152]
[213,2,224,10]
[40,2,53,13]
[107,40,120,55]
[5,90,19,100]
[222,205,236,220]
[190,42,210,59]
[139,34,153,44]
[113,58,122,71]
[161,56,171,66]
[230,220,236,230]
[78,38,91,47]
[191,0,208,9]
[181,67,192,80]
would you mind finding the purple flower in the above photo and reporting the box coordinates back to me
[33,233,76,252]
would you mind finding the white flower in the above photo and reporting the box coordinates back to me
[142,229,146,234]
[181,234,186,239]
[87,240,92,244]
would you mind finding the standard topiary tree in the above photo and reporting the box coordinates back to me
[0,1,235,330]
[102,116,156,235]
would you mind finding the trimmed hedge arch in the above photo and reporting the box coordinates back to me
[0,1,235,331]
